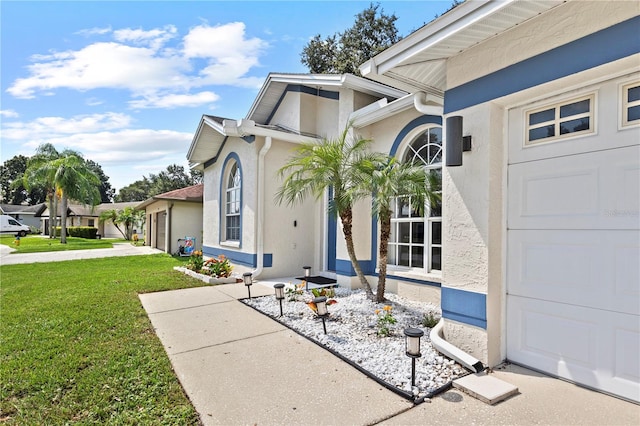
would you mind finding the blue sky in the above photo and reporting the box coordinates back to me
[1,1,451,192]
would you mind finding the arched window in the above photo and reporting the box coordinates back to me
[224,162,241,242]
[388,126,442,273]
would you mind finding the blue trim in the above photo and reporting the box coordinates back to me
[335,259,375,277]
[444,16,640,114]
[389,115,442,156]
[202,245,273,268]
[219,153,243,248]
[204,136,229,169]
[382,274,441,288]
[441,287,487,329]
[266,84,340,124]
[327,187,337,272]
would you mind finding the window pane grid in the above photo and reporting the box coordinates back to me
[388,126,442,274]
[225,163,241,242]
[526,95,594,144]
[622,82,640,126]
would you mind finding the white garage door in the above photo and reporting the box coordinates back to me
[506,75,639,402]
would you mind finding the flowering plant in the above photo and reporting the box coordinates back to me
[186,250,204,271]
[202,255,233,278]
[374,305,397,337]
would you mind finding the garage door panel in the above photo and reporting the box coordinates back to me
[508,230,640,315]
[508,145,640,230]
[507,296,640,401]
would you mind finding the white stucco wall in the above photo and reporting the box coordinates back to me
[170,202,203,254]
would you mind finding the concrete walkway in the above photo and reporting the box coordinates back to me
[0,241,163,265]
[140,284,640,426]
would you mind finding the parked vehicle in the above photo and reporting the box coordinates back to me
[0,215,31,237]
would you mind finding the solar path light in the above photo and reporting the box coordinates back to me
[243,272,253,299]
[404,327,424,387]
[314,296,328,334]
[274,283,285,317]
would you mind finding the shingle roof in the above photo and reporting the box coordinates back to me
[136,184,203,209]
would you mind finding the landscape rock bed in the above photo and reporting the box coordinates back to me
[242,288,468,400]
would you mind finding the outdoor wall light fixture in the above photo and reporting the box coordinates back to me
[314,296,329,334]
[243,272,253,299]
[445,115,472,167]
[303,266,311,290]
[404,327,424,387]
[274,283,285,317]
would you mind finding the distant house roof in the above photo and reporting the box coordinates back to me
[136,184,203,209]
[41,201,140,218]
[0,203,47,216]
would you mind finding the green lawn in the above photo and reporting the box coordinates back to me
[0,235,115,254]
[0,254,208,425]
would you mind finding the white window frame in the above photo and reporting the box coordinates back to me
[223,162,241,243]
[621,81,640,128]
[525,94,595,145]
[387,126,442,276]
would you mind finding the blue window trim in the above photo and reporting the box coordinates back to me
[266,84,340,124]
[204,135,254,169]
[444,16,640,114]
[441,287,487,329]
[203,245,273,268]
[219,153,242,247]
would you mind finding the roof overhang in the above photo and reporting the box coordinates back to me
[246,73,408,124]
[350,92,443,128]
[360,0,564,93]
[186,115,321,169]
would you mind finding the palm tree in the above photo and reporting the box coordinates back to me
[25,147,101,243]
[99,207,145,240]
[276,125,382,298]
[23,144,62,238]
[370,157,441,302]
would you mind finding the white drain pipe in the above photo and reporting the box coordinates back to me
[252,136,272,278]
[430,318,484,373]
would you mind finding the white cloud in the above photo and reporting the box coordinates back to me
[6,22,268,107]
[128,90,220,109]
[75,26,112,37]
[1,112,133,140]
[0,109,19,118]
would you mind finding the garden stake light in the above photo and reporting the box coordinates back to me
[314,296,328,334]
[404,327,424,387]
[243,272,253,299]
[303,266,311,290]
[274,283,285,317]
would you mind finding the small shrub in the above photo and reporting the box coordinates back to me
[185,250,204,272]
[202,255,233,278]
[422,312,440,328]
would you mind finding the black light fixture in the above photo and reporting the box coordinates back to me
[243,272,253,299]
[314,296,328,334]
[445,115,472,167]
[404,327,424,387]
[303,266,311,290]
[274,283,285,317]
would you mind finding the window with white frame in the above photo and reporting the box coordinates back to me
[224,162,241,242]
[622,81,640,127]
[388,127,442,273]
[525,94,595,144]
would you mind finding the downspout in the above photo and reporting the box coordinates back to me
[167,202,174,254]
[413,91,444,113]
[430,318,485,373]
[253,136,272,278]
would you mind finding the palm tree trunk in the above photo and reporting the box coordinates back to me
[376,212,392,303]
[340,208,374,298]
[60,194,68,244]
[47,192,55,238]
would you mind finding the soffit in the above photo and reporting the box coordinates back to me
[363,0,564,93]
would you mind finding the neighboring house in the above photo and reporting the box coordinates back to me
[0,203,46,230]
[136,184,203,254]
[40,202,140,238]
[360,1,639,402]
[187,1,639,402]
